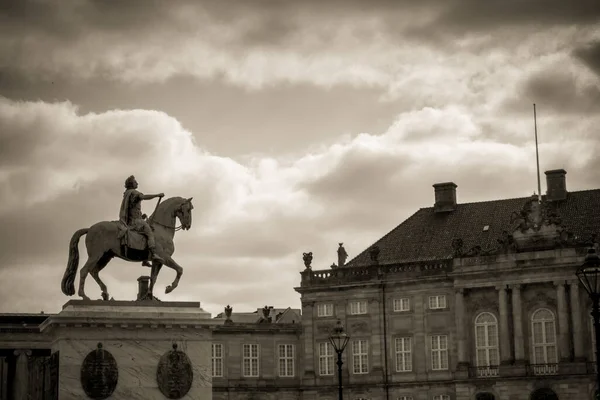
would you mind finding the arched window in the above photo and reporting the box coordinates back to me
[475,312,499,370]
[531,309,558,373]
[530,387,558,400]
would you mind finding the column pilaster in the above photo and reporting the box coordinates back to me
[569,280,585,360]
[497,285,511,364]
[510,284,525,363]
[12,349,31,400]
[555,280,570,361]
[455,288,468,368]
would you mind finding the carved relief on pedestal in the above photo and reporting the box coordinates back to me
[156,343,194,399]
[80,343,118,400]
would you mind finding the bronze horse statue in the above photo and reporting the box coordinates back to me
[61,196,194,301]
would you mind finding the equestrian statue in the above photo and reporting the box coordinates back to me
[61,175,194,301]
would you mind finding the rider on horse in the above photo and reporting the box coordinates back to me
[119,175,165,264]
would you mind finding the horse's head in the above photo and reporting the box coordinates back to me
[175,197,194,230]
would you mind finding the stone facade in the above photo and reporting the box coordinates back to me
[296,248,598,400]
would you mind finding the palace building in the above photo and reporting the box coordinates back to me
[1,168,599,400]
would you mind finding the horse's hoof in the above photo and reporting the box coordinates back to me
[101,292,109,301]
[79,295,90,301]
[165,286,173,294]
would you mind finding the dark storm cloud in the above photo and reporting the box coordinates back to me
[300,149,411,208]
[2,0,597,62]
[505,69,600,115]
[575,41,600,77]
[438,0,600,31]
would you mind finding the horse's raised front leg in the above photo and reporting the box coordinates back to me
[162,255,183,294]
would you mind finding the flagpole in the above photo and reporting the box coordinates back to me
[534,103,541,201]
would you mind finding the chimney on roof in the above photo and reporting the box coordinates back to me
[545,169,567,201]
[433,182,457,212]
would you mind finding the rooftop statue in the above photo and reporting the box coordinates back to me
[61,175,194,301]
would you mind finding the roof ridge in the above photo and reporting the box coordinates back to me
[418,188,600,208]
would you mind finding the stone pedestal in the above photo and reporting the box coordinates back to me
[40,300,213,400]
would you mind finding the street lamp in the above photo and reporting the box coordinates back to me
[329,320,350,400]
[575,247,600,398]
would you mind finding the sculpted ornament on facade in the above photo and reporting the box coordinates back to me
[337,243,348,267]
[451,196,588,258]
[303,252,313,269]
[350,321,370,334]
[316,323,335,335]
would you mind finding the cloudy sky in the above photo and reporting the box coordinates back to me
[0,0,599,316]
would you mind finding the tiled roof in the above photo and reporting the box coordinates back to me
[346,189,600,267]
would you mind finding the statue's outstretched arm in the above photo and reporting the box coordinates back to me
[140,193,164,201]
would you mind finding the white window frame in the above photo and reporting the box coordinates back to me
[433,395,450,400]
[350,300,368,315]
[278,344,295,377]
[352,339,369,374]
[395,337,412,372]
[211,343,223,377]
[429,295,447,309]
[393,298,410,312]
[317,303,334,317]
[531,308,558,365]
[242,343,260,377]
[475,312,499,367]
[430,335,448,370]
[318,342,334,376]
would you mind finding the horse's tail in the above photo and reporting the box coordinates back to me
[61,228,89,296]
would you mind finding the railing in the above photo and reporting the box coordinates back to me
[301,259,453,287]
[527,363,559,376]
[468,365,499,378]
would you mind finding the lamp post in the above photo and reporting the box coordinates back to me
[329,320,350,400]
[575,247,600,399]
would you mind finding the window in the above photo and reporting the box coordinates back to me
[432,396,450,400]
[531,308,557,365]
[318,342,334,375]
[211,343,223,377]
[242,344,259,377]
[352,339,369,374]
[475,393,495,400]
[398,396,414,400]
[278,344,295,377]
[393,298,410,312]
[429,295,447,309]
[317,303,334,317]
[350,300,367,315]
[430,335,448,370]
[395,337,412,372]
[475,312,499,369]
